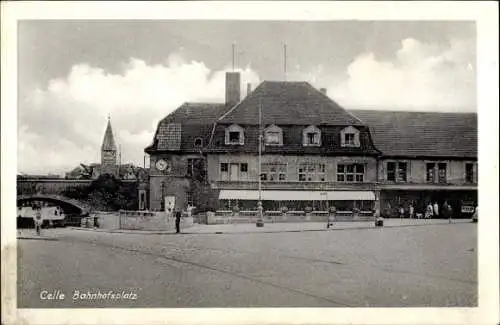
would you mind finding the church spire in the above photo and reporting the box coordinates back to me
[101,116,117,151]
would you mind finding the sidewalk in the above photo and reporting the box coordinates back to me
[57,218,473,236]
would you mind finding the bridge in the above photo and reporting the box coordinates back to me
[17,194,91,215]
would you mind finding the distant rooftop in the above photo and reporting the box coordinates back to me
[349,110,477,158]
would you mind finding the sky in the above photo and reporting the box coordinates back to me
[17,20,476,175]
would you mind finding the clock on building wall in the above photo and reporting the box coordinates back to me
[155,159,171,173]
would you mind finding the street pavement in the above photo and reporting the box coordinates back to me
[17,221,477,308]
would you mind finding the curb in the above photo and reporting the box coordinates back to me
[67,220,471,236]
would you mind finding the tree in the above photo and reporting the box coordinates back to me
[86,174,138,211]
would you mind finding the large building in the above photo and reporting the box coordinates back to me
[144,72,477,217]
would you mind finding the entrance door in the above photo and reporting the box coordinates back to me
[230,164,239,181]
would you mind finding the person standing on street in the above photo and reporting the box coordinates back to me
[433,201,440,218]
[443,201,452,223]
[175,208,182,234]
[409,203,415,219]
[399,205,405,219]
[327,206,336,229]
[34,206,42,236]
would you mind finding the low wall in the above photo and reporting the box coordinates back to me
[119,210,194,231]
[92,211,120,230]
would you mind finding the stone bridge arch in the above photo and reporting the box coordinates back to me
[17,194,91,215]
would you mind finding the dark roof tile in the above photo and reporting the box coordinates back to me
[219,81,364,126]
[348,110,477,158]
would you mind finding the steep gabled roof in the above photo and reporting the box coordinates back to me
[101,119,117,151]
[348,110,477,158]
[145,102,232,153]
[218,81,364,126]
[161,102,231,125]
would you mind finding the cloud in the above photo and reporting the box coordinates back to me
[18,54,261,174]
[327,38,476,111]
[18,38,476,174]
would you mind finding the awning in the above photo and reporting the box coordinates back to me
[219,190,375,201]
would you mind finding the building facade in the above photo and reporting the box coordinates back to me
[145,72,477,217]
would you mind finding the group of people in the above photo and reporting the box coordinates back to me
[397,201,454,222]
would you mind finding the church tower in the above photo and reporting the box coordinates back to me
[100,116,118,177]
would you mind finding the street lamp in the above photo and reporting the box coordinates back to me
[256,99,264,227]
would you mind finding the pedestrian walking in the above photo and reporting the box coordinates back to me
[399,206,405,219]
[409,204,414,219]
[175,208,182,234]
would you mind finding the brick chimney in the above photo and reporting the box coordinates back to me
[247,83,252,96]
[320,88,327,95]
[225,72,241,105]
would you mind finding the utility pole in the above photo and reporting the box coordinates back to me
[256,98,264,227]
[284,43,287,81]
[232,43,236,72]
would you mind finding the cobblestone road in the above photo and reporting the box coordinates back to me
[17,221,477,308]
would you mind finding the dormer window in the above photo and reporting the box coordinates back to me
[225,124,244,145]
[264,124,283,146]
[229,132,240,142]
[194,137,203,148]
[345,133,355,146]
[303,125,321,147]
[341,126,360,148]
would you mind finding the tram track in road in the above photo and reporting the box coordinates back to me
[51,234,354,307]
[58,228,476,293]
[19,227,477,287]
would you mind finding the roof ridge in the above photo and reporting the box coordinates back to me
[308,83,365,125]
[217,82,265,122]
[348,109,477,115]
